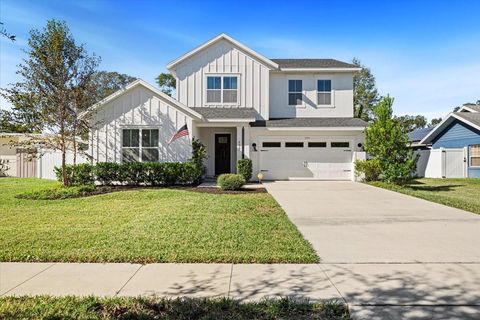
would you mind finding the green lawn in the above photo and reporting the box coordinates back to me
[0,296,349,320]
[370,178,480,215]
[0,178,318,263]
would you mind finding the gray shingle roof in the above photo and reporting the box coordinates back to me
[251,117,367,128]
[191,107,257,119]
[271,59,357,69]
[455,112,480,128]
[408,126,434,142]
[463,104,480,112]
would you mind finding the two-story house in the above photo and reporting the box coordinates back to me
[82,33,367,181]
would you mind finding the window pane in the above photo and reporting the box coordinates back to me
[122,148,139,162]
[142,129,159,147]
[262,142,281,148]
[308,142,327,148]
[331,142,350,148]
[317,80,331,92]
[207,76,221,89]
[122,129,139,147]
[285,142,304,148]
[223,90,237,103]
[207,90,221,103]
[288,80,295,92]
[318,92,331,105]
[142,148,159,162]
[223,76,237,90]
[471,157,480,166]
[289,92,302,105]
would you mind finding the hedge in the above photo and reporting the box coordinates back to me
[54,161,202,186]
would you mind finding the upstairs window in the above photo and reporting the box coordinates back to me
[288,80,302,106]
[122,128,159,162]
[317,80,332,105]
[206,76,238,103]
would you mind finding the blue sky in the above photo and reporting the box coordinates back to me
[1,0,479,119]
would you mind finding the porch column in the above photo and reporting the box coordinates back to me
[236,125,250,162]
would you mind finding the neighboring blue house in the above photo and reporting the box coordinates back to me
[421,104,480,178]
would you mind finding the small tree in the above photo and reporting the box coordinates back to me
[191,138,207,183]
[364,96,417,183]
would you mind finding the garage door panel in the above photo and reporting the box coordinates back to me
[259,137,353,181]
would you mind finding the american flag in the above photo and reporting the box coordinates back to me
[168,124,189,144]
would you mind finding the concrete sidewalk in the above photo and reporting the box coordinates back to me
[2,262,480,319]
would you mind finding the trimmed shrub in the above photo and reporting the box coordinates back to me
[17,184,96,200]
[54,163,95,186]
[122,162,148,185]
[354,159,382,182]
[217,174,245,191]
[237,159,252,181]
[95,162,121,185]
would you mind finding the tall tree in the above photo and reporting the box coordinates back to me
[364,96,417,183]
[91,71,136,102]
[3,20,100,185]
[394,114,427,133]
[155,73,176,96]
[0,71,135,134]
[352,58,380,121]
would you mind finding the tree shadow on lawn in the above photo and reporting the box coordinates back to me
[408,184,463,192]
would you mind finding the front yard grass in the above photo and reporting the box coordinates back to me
[0,178,318,263]
[370,178,480,215]
[0,296,349,320]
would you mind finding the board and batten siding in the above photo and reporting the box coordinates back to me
[269,72,354,118]
[174,39,270,119]
[89,86,193,163]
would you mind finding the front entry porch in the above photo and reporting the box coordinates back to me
[195,124,250,178]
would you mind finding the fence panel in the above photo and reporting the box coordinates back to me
[37,150,89,180]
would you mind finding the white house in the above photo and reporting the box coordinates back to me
[81,33,367,181]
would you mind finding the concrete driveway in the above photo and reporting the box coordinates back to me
[264,181,480,319]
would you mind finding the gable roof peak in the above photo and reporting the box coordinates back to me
[167,33,278,71]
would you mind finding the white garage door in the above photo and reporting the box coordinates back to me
[259,138,353,180]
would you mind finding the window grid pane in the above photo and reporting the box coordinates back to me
[142,129,159,147]
[142,148,159,162]
[207,76,221,89]
[470,145,480,166]
[317,80,331,92]
[223,90,237,103]
[123,129,139,147]
[285,142,304,148]
[289,93,302,105]
[262,142,281,148]
[223,76,237,89]
[207,90,221,103]
[122,148,139,162]
[331,142,350,148]
[317,92,332,105]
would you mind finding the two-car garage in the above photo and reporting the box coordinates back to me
[258,136,355,180]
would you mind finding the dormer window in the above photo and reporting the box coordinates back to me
[206,75,238,104]
[317,80,332,105]
[288,80,302,106]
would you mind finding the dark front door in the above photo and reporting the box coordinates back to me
[215,134,231,175]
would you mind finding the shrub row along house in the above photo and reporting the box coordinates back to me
[80,33,367,181]
[409,103,480,178]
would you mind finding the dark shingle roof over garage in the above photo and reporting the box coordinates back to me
[191,107,257,120]
[251,117,367,128]
[271,59,358,69]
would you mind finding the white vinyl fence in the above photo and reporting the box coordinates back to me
[37,149,89,180]
[417,148,467,178]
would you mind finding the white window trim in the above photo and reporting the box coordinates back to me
[316,78,335,108]
[469,144,480,168]
[287,79,304,108]
[121,127,161,163]
[205,74,241,106]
